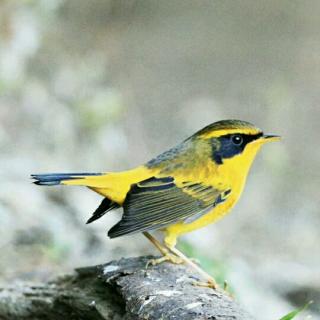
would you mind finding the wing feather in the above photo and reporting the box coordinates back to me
[108,176,230,238]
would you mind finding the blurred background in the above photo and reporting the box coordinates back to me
[0,1,319,318]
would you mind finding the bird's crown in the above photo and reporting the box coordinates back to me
[193,119,262,139]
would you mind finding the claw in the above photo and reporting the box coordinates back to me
[146,253,184,269]
[192,279,219,290]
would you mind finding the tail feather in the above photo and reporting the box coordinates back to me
[31,173,102,186]
[86,198,120,224]
[32,172,120,223]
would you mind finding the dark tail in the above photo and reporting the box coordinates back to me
[31,173,102,186]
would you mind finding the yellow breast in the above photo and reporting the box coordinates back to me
[163,144,262,245]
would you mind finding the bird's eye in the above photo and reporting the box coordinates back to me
[231,134,243,145]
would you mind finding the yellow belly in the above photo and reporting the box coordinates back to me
[162,155,252,248]
[163,194,238,247]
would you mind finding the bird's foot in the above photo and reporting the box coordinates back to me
[192,279,234,298]
[192,278,219,290]
[146,253,184,268]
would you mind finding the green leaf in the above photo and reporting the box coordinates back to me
[279,301,313,320]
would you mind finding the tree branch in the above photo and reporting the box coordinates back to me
[0,256,254,320]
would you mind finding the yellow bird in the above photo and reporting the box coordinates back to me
[32,119,280,288]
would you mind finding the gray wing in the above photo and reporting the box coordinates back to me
[108,176,231,238]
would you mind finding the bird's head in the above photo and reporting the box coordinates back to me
[192,119,280,173]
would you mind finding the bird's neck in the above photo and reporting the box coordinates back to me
[217,144,262,194]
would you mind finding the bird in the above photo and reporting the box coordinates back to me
[31,119,280,288]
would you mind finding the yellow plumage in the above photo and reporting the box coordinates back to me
[32,119,280,288]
